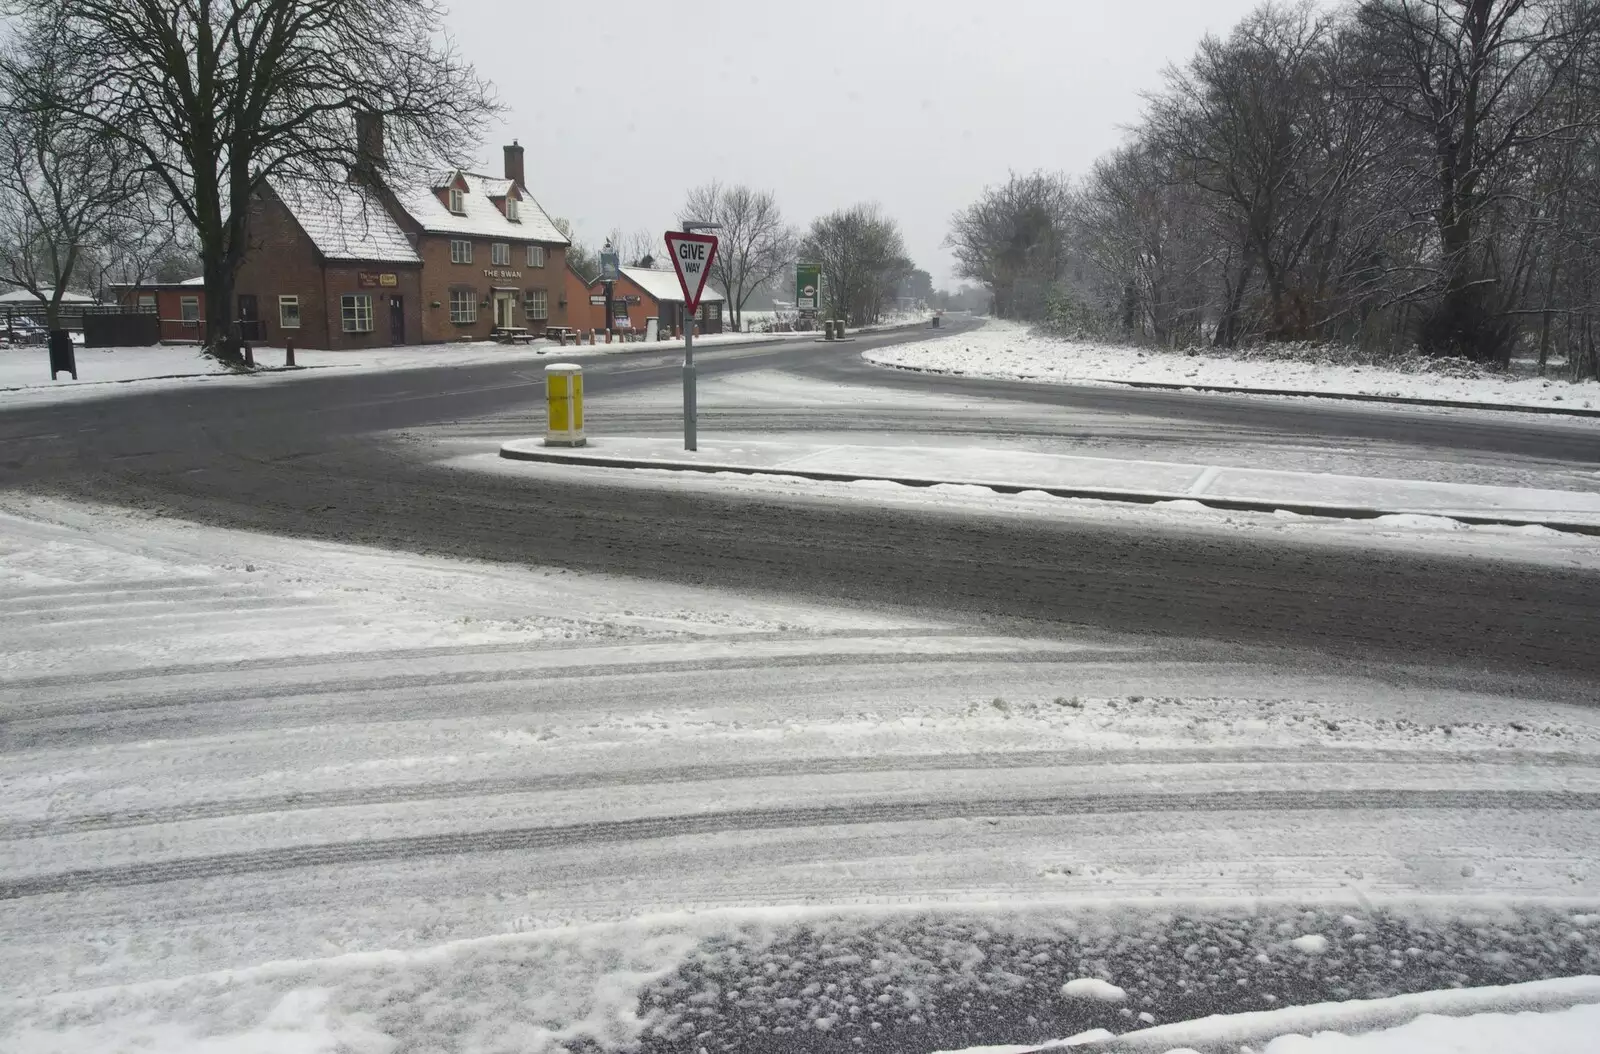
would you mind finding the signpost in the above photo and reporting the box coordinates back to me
[665,228,719,451]
[599,244,620,339]
[796,262,821,315]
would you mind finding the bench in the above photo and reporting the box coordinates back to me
[491,327,535,345]
[543,326,581,345]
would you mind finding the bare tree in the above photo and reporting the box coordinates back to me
[553,218,598,279]
[0,32,156,329]
[679,182,796,330]
[1355,0,1600,360]
[605,228,659,268]
[946,171,1074,319]
[801,204,913,325]
[4,0,497,362]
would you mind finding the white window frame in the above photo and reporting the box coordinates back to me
[179,295,199,322]
[450,239,472,264]
[448,187,465,214]
[506,197,520,222]
[525,288,548,321]
[136,293,156,311]
[491,242,510,266]
[341,293,373,333]
[449,289,477,324]
[526,245,545,268]
[278,295,301,329]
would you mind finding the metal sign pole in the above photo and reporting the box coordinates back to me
[666,224,718,453]
[683,304,696,451]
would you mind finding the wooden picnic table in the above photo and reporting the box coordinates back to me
[491,327,535,345]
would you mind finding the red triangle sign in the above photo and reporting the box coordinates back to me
[664,231,719,313]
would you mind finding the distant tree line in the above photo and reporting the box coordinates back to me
[948,0,1600,378]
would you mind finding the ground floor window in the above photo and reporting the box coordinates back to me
[525,288,548,320]
[137,294,155,311]
[279,295,301,328]
[179,295,199,321]
[341,293,373,333]
[449,288,478,324]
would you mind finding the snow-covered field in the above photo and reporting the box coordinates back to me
[863,321,1600,413]
[3,494,1599,1052]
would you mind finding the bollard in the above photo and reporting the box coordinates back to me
[243,344,254,367]
[285,338,296,367]
[543,363,585,447]
[823,319,835,341]
[605,329,612,344]
[834,320,846,339]
[47,330,77,380]
[588,330,595,345]
[558,330,567,347]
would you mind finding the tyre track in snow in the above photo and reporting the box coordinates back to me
[8,747,1596,841]
[3,329,1600,686]
[4,788,1597,901]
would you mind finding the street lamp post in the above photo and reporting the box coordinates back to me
[679,220,720,451]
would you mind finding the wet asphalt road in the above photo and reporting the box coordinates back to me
[1,322,1598,698]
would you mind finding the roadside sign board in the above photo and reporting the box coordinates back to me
[589,294,607,305]
[796,262,820,313]
[665,231,718,313]
[599,250,621,282]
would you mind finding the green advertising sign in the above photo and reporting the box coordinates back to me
[795,263,821,314]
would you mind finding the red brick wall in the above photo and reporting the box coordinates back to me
[118,286,207,342]
[414,233,568,342]
[234,186,423,350]
[234,189,333,348]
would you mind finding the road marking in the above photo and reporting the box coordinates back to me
[1188,465,1223,495]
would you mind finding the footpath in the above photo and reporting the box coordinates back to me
[500,436,1600,534]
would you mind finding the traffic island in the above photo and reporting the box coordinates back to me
[497,436,1600,534]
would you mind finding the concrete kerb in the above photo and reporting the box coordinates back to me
[497,441,1600,537]
[868,360,1600,419]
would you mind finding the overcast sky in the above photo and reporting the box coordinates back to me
[454,0,1286,287]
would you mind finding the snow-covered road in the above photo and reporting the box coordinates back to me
[2,496,1598,1052]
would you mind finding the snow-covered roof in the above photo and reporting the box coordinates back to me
[271,178,420,264]
[0,288,96,303]
[616,266,725,304]
[179,276,206,286]
[393,172,569,245]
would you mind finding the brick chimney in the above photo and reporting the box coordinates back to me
[503,139,525,187]
[355,112,386,171]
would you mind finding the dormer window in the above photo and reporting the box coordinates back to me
[506,196,520,222]
[448,187,465,214]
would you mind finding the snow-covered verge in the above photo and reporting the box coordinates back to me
[863,320,1600,413]
[6,905,1598,1054]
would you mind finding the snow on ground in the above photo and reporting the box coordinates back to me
[1052,975,1600,1052]
[497,434,1600,529]
[576,363,1600,493]
[0,330,815,409]
[5,498,1600,1051]
[863,320,1600,413]
[1253,1003,1600,1053]
[459,453,1600,571]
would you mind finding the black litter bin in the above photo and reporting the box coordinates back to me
[48,330,77,380]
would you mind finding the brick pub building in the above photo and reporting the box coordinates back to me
[223,115,571,349]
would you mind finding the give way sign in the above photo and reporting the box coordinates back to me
[664,231,719,313]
